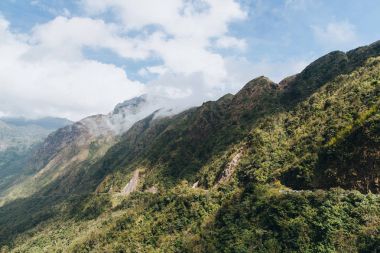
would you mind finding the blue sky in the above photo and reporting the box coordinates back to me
[0,0,379,120]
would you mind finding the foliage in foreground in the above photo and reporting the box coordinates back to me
[3,185,380,253]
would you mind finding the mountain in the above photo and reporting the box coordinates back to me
[0,117,72,195]
[0,117,72,131]
[0,95,162,204]
[0,41,380,252]
[0,117,72,151]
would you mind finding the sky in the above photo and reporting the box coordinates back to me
[0,0,379,121]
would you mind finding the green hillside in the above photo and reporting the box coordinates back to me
[0,41,380,252]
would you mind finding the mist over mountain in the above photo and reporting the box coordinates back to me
[1,0,380,251]
[0,93,179,204]
[0,41,379,252]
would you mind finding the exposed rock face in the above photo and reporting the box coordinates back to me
[192,181,199,188]
[217,148,244,184]
[122,170,140,195]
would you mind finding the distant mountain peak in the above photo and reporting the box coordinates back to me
[234,75,277,101]
[112,94,147,115]
[240,76,276,90]
[0,117,72,130]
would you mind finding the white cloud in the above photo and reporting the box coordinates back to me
[81,0,246,85]
[0,1,249,120]
[312,21,357,48]
[139,65,169,76]
[215,36,247,50]
[0,16,145,120]
[30,0,72,17]
[0,1,251,121]
[29,16,149,61]
[144,33,228,85]
[147,72,214,108]
[81,0,245,38]
[224,57,310,85]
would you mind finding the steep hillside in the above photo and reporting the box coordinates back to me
[315,110,380,192]
[0,41,380,252]
[240,56,380,192]
[0,95,157,204]
[93,42,380,195]
[93,76,281,192]
[0,117,71,194]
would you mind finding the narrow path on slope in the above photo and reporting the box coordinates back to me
[121,170,139,195]
[218,148,244,184]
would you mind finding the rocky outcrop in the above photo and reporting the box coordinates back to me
[217,148,244,184]
[121,170,140,195]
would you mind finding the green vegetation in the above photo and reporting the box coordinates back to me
[191,186,380,253]
[3,186,379,252]
[240,56,380,190]
[0,42,380,252]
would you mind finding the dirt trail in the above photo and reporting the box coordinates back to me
[121,170,139,195]
[218,148,244,184]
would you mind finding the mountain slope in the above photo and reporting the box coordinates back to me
[0,117,71,152]
[0,41,380,252]
[315,109,380,192]
[92,42,380,195]
[0,95,156,204]
[0,117,71,194]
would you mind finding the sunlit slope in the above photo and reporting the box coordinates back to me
[0,41,379,253]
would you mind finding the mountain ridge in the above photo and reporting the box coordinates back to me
[0,95,157,203]
[0,41,379,252]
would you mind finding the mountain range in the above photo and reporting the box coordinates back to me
[0,117,71,151]
[0,117,71,196]
[0,41,379,252]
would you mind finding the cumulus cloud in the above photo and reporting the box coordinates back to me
[139,65,169,76]
[29,17,150,61]
[80,0,247,85]
[0,0,249,120]
[216,36,247,50]
[312,21,358,48]
[0,16,145,120]
[81,0,245,38]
